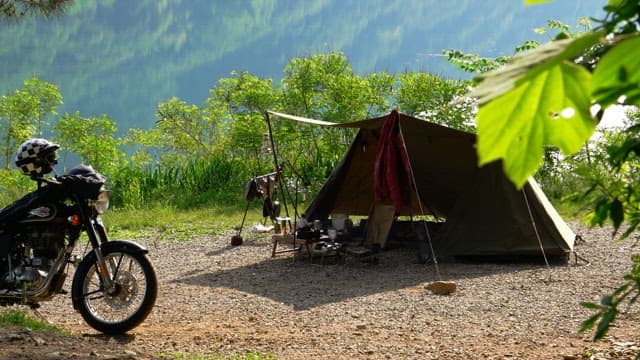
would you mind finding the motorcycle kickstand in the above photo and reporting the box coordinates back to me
[29,304,54,325]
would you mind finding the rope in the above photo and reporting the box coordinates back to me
[522,187,551,280]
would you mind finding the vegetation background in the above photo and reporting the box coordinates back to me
[1,1,602,129]
[0,0,605,212]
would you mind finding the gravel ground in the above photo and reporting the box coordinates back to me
[1,221,639,359]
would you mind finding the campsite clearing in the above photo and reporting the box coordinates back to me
[2,221,638,359]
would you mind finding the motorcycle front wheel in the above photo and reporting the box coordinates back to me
[71,247,157,334]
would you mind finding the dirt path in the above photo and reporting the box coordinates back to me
[1,222,639,359]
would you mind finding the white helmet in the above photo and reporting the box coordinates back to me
[15,138,60,177]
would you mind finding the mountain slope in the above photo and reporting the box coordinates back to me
[1,0,603,129]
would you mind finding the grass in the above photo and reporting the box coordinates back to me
[102,201,280,243]
[0,309,62,332]
[103,191,306,243]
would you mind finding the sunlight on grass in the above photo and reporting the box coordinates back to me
[103,202,273,243]
[0,309,61,333]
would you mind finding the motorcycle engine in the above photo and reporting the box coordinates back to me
[1,205,67,290]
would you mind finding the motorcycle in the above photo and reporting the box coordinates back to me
[0,164,157,334]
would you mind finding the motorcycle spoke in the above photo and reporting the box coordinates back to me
[108,253,124,280]
[81,252,148,324]
[84,287,105,298]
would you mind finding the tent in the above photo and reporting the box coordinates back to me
[268,110,576,259]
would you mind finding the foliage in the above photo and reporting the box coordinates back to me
[0,76,62,168]
[0,51,472,211]
[443,50,509,74]
[0,168,33,205]
[462,0,640,346]
[108,154,249,209]
[395,72,474,131]
[580,254,640,341]
[53,111,124,177]
[444,18,593,75]
[206,70,277,168]
[476,57,596,186]
[278,53,371,186]
[154,97,222,164]
[0,0,72,21]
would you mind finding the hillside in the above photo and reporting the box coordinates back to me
[1,0,603,129]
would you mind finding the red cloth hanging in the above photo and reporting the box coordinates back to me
[374,110,413,213]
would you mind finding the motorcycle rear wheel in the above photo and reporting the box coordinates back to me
[71,248,157,334]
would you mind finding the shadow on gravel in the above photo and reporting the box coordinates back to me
[205,241,266,257]
[81,332,137,345]
[174,247,552,310]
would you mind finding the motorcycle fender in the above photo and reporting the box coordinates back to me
[98,240,149,255]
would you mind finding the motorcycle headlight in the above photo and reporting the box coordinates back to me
[93,190,110,214]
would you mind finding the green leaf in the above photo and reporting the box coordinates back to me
[476,62,596,187]
[471,30,604,105]
[595,309,616,340]
[580,301,604,310]
[592,35,640,108]
[620,219,639,240]
[609,198,624,231]
[580,312,601,332]
[593,198,609,226]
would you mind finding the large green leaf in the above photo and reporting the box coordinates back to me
[592,35,640,107]
[471,30,604,105]
[477,61,596,187]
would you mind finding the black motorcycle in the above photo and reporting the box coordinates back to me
[0,164,157,334]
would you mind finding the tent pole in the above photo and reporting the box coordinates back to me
[522,187,551,279]
[264,112,296,254]
[264,112,290,219]
[397,124,441,280]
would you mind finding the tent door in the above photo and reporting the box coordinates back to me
[363,204,395,248]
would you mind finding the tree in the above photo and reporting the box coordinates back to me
[0,76,62,169]
[466,0,640,344]
[53,111,123,177]
[395,72,473,131]
[0,0,72,21]
[206,70,277,166]
[153,97,221,166]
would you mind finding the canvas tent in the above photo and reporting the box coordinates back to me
[268,110,576,259]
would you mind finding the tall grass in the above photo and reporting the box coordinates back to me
[110,155,252,209]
